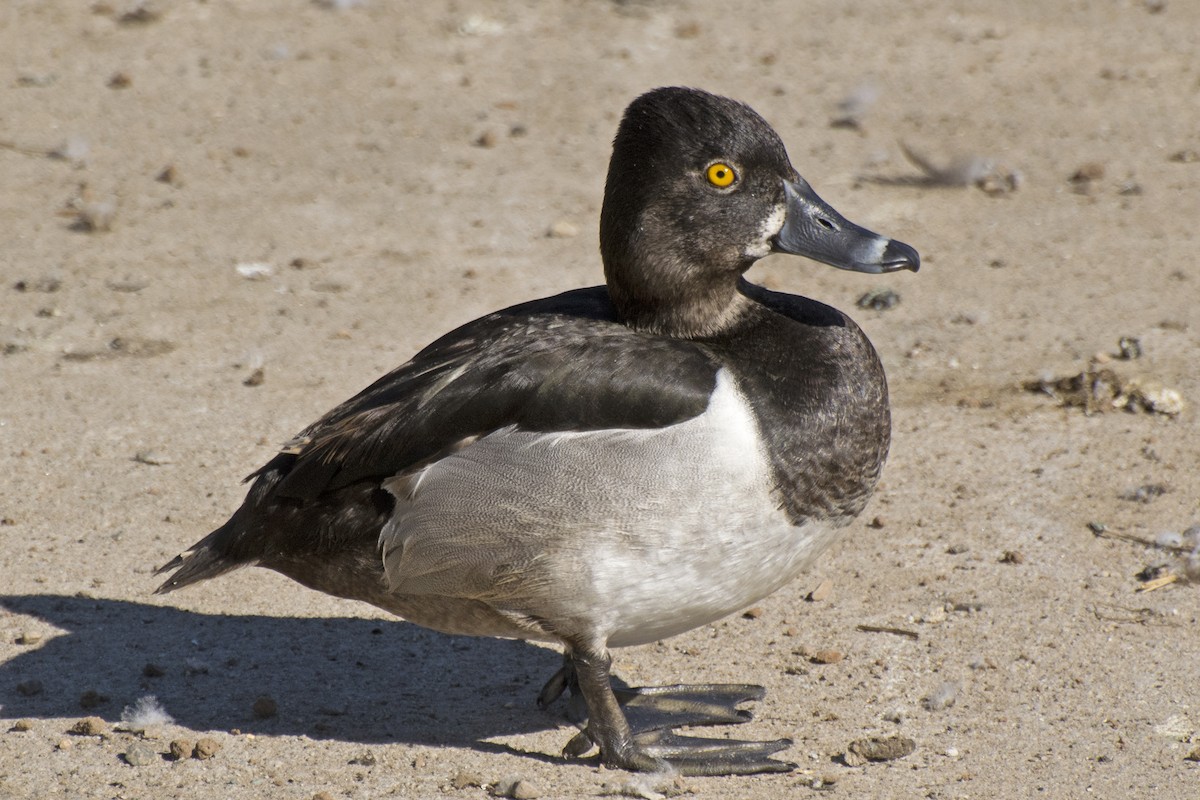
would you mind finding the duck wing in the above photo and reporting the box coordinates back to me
[154,287,720,594]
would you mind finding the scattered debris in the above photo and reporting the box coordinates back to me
[133,451,171,466]
[115,1,162,25]
[831,82,880,130]
[547,220,579,238]
[193,737,221,760]
[491,776,539,799]
[107,277,149,293]
[599,773,690,800]
[243,367,266,387]
[79,689,110,709]
[1137,573,1179,593]
[458,14,505,36]
[235,262,274,281]
[843,735,916,766]
[1069,162,1107,194]
[123,741,158,767]
[1000,550,1025,565]
[1153,715,1194,742]
[69,717,108,736]
[923,682,959,712]
[856,624,919,640]
[12,276,61,293]
[61,337,177,362]
[898,142,1021,194]
[1121,483,1169,504]
[1024,365,1185,416]
[120,695,173,731]
[451,770,484,790]
[1116,336,1143,360]
[62,187,116,232]
[807,579,834,602]
[856,287,900,311]
[804,647,844,665]
[252,695,278,719]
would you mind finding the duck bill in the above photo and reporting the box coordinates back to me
[773,179,920,274]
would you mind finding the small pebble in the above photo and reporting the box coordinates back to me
[999,550,1025,565]
[451,770,484,789]
[143,662,166,678]
[17,679,44,696]
[492,777,539,799]
[70,717,108,736]
[312,793,336,800]
[807,579,834,602]
[1116,336,1142,360]
[124,741,157,766]
[193,738,221,760]
[547,220,579,238]
[168,739,192,760]
[810,648,844,665]
[16,631,42,645]
[856,287,900,311]
[350,750,377,767]
[57,738,73,752]
[12,720,34,732]
[742,606,764,619]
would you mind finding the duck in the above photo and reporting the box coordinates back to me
[156,86,919,775]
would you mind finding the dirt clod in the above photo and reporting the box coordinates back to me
[252,695,278,719]
[843,735,917,766]
[69,717,108,736]
[192,737,221,760]
[79,689,110,709]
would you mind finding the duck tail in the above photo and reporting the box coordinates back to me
[153,521,253,594]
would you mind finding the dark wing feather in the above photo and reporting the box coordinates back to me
[273,287,719,498]
[156,287,720,594]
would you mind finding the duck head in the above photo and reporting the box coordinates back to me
[600,87,919,337]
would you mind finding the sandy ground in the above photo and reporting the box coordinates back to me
[2,1,1199,798]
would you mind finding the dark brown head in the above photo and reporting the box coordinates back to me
[600,87,918,337]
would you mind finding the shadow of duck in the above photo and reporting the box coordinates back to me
[0,594,565,749]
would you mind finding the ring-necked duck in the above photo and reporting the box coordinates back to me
[157,86,918,775]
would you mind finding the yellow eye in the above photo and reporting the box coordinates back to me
[706,162,737,188]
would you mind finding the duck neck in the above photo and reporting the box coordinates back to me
[603,252,754,339]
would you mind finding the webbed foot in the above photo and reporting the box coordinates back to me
[540,650,795,776]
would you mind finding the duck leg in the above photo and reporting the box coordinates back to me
[540,645,795,775]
